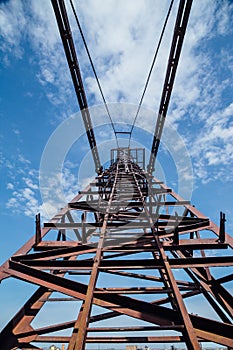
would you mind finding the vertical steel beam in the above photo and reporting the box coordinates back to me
[51,0,101,173]
[131,165,201,350]
[73,162,119,349]
[148,0,193,173]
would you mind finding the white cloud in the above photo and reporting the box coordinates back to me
[216,1,233,35]
[222,102,233,118]
[0,0,26,57]
[78,0,176,109]
[1,0,233,186]
[23,177,38,190]
[18,154,31,165]
[6,182,14,190]
[6,173,41,218]
[5,151,85,220]
[13,129,20,135]
[187,101,233,182]
[0,0,74,109]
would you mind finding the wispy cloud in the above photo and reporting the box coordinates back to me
[187,101,233,183]
[0,0,26,59]
[1,0,233,188]
[5,163,40,217]
[4,154,84,220]
[0,0,74,110]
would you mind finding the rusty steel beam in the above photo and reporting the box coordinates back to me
[153,176,233,247]
[0,186,89,282]
[1,2,233,350]
[1,156,233,349]
[72,162,120,350]
[51,0,101,173]
[11,256,233,270]
[131,164,201,349]
[0,287,51,349]
[67,301,85,350]
[148,0,193,173]
[171,248,233,320]
[26,335,186,343]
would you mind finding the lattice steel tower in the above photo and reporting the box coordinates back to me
[1,1,232,349]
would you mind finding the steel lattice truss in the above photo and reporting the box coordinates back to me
[0,150,233,350]
[1,1,232,349]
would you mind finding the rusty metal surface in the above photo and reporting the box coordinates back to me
[148,0,193,173]
[1,151,233,349]
[51,0,101,173]
[1,0,233,348]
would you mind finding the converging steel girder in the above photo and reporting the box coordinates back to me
[51,0,101,173]
[1,1,232,349]
[148,0,193,174]
[0,152,233,350]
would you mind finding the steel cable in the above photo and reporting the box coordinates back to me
[128,0,174,147]
[69,0,119,148]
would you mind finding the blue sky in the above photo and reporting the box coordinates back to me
[0,0,233,348]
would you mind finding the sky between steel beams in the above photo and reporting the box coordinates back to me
[0,0,233,348]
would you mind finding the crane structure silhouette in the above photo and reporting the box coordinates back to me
[0,1,232,349]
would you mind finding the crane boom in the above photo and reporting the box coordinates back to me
[51,0,101,173]
[147,0,193,174]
